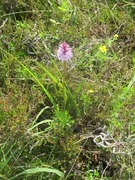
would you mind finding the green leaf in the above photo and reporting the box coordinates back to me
[9,167,64,180]
[28,119,53,132]
[36,61,63,89]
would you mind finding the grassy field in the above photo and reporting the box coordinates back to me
[0,0,135,179]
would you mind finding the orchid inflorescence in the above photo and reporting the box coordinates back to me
[57,42,73,62]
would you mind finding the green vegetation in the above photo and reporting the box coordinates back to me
[0,0,135,179]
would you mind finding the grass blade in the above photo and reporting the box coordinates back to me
[36,61,63,89]
[9,167,64,180]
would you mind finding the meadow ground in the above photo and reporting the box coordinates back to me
[0,0,135,179]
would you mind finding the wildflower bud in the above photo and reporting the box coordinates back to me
[113,34,118,40]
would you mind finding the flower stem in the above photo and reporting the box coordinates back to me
[63,61,67,109]
[63,61,67,79]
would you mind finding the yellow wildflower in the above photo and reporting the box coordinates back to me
[88,89,94,93]
[99,45,107,53]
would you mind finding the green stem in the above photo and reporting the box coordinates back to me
[63,61,67,109]
[63,61,67,79]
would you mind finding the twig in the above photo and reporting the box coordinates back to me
[101,159,111,179]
